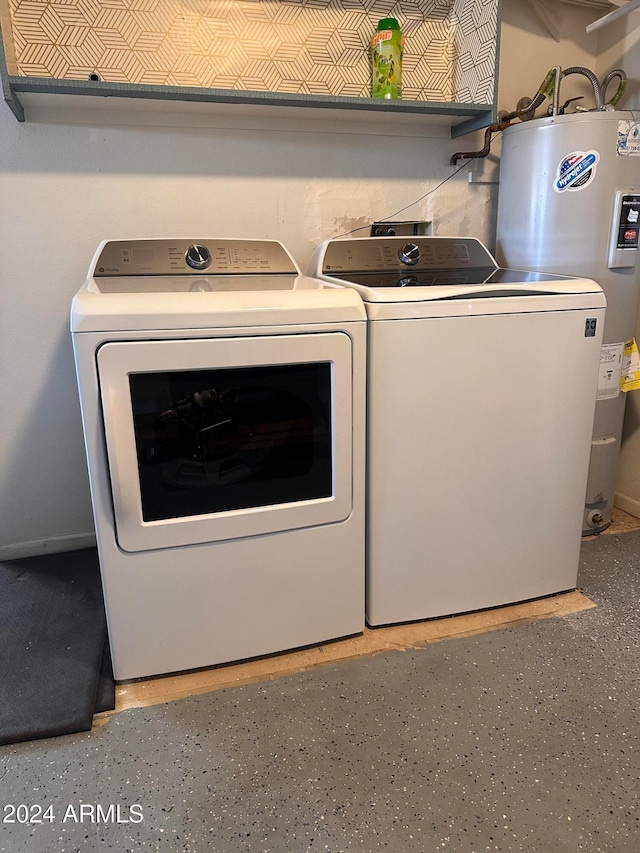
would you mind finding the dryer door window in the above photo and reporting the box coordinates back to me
[128,361,333,522]
[97,334,353,553]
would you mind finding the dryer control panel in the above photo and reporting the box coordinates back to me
[92,239,299,277]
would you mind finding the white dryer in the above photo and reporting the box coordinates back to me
[71,239,366,680]
[309,237,606,626]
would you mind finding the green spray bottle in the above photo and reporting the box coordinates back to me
[371,18,404,99]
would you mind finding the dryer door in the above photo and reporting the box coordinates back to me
[97,333,353,553]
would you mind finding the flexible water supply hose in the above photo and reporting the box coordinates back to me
[497,67,560,123]
[449,68,559,165]
[561,66,603,110]
[600,69,627,107]
[551,64,561,117]
[449,64,626,166]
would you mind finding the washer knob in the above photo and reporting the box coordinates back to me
[398,243,420,266]
[185,244,212,270]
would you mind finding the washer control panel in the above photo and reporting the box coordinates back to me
[321,237,497,274]
[93,239,299,276]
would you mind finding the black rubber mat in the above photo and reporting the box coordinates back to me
[0,548,114,745]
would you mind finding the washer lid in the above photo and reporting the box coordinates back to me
[309,236,605,318]
[333,267,585,290]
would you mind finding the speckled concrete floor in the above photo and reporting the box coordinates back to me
[1,533,639,853]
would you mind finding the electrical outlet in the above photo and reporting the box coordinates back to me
[370,220,432,237]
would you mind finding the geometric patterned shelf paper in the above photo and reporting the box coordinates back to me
[3,0,498,104]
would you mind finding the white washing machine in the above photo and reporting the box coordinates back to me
[309,236,606,626]
[71,238,366,680]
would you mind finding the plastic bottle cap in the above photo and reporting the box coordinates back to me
[377,18,400,30]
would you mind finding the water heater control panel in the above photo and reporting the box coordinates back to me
[608,192,640,269]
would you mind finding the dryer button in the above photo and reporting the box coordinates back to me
[185,244,212,270]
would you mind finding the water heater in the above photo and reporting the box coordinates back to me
[496,111,640,534]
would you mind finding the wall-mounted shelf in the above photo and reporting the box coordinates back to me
[1,75,495,139]
[0,0,500,138]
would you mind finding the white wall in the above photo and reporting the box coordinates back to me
[596,6,640,108]
[1,0,632,557]
[499,0,600,110]
[0,112,496,557]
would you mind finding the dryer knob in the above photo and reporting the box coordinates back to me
[185,244,212,270]
[398,243,420,266]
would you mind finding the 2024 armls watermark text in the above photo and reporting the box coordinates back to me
[3,804,143,825]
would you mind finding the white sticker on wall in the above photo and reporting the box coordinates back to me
[597,342,624,400]
[617,120,640,156]
[554,150,600,193]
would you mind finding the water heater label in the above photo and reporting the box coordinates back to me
[617,120,640,156]
[621,339,640,393]
[616,195,640,249]
[554,150,600,193]
[597,342,623,400]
